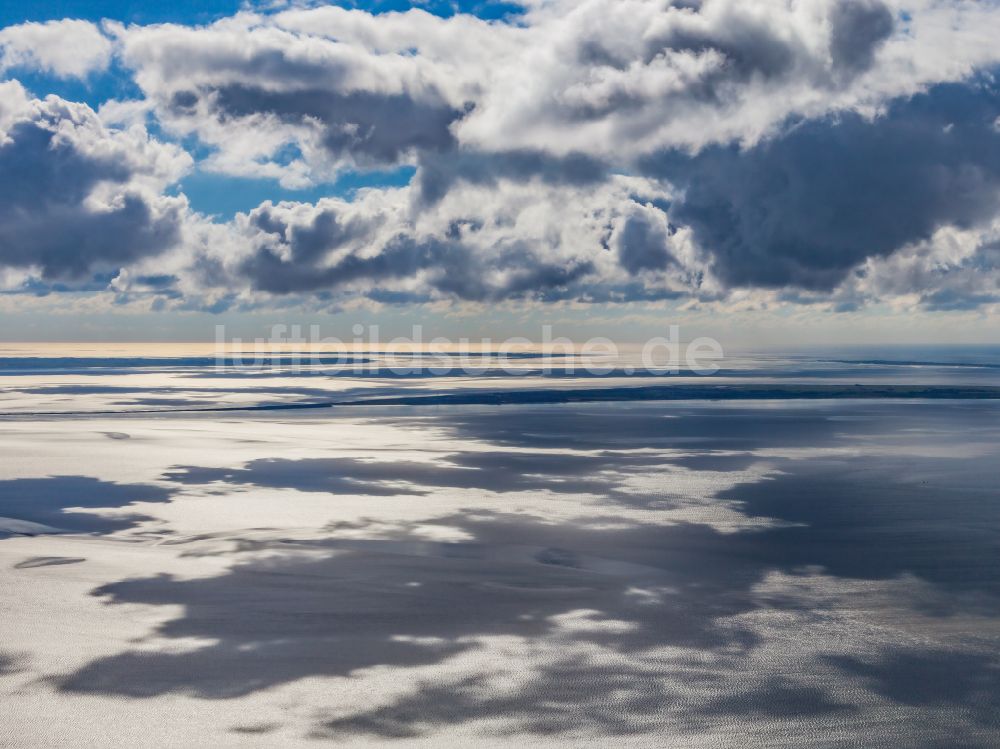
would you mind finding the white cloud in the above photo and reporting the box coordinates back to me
[137,171,712,312]
[112,0,1000,177]
[0,20,112,78]
[0,81,192,280]
[2,1,1000,312]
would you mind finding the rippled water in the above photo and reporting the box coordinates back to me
[0,346,998,746]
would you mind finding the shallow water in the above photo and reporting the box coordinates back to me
[0,348,998,746]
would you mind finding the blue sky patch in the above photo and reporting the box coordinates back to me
[177,166,417,219]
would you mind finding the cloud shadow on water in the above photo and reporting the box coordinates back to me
[0,476,172,535]
[53,401,1000,744]
[164,450,667,498]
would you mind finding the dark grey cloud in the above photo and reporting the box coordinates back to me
[574,0,893,125]
[415,149,607,205]
[187,84,462,168]
[231,196,612,303]
[643,79,1000,290]
[829,0,895,76]
[240,233,445,295]
[240,228,595,302]
[645,14,799,83]
[650,0,894,86]
[248,202,375,264]
[0,109,183,280]
[920,289,1000,313]
[615,210,675,275]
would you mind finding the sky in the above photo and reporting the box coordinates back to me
[0,0,999,344]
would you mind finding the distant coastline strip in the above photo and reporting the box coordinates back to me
[4,383,1000,417]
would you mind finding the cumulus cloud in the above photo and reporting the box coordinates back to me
[614,203,677,276]
[839,222,1000,312]
[115,0,996,182]
[455,0,892,156]
[644,78,1000,290]
[0,20,112,78]
[3,1,1000,312]
[0,82,190,280]
[413,149,608,206]
[163,174,705,308]
[113,16,471,186]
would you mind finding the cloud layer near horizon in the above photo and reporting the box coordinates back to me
[1,0,999,315]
